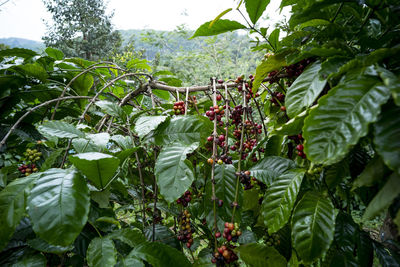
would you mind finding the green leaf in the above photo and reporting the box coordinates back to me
[107,228,146,248]
[238,230,257,244]
[45,47,64,60]
[299,19,331,29]
[286,61,327,118]
[261,169,305,234]
[86,133,110,149]
[128,242,191,267]
[95,100,126,119]
[158,77,182,87]
[28,168,90,246]
[363,173,400,220]
[111,135,133,150]
[374,102,400,174]
[291,191,336,264]
[37,121,85,139]
[155,142,198,203]
[373,240,400,267]
[41,148,63,171]
[245,0,270,25]
[268,29,280,50]
[127,58,151,71]
[0,175,39,250]
[154,115,212,146]
[71,73,94,97]
[209,8,233,28]
[0,48,37,59]
[214,164,242,221]
[352,156,388,190]
[377,68,400,106]
[272,110,308,136]
[91,188,110,208]
[27,238,73,254]
[249,156,296,185]
[69,152,120,190]
[135,116,168,138]
[253,50,294,91]
[303,75,390,165]
[86,237,117,267]
[144,224,180,249]
[13,63,48,82]
[72,138,101,153]
[191,19,246,38]
[152,89,170,101]
[236,243,287,267]
[11,253,47,267]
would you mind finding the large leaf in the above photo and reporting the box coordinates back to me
[37,121,85,139]
[0,175,39,250]
[153,115,212,145]
[191,19,246,38]
[245,0,270,25]
[272,110,308,136]
[95,100,125,119]
[236,243,286,267]
[27,238,73,254]
[261,169,305,234]
[144,224,180,249]
[291,191,336,264]
[134,116,168,138]
[373,102,400,174]
[45,47,64,60]
[249,156,296,185]
[86,133,110,149]
[28,168,90,246]
[303,75,390,165]
[214,164,242,221]
[377,67,400,106]
[11,253,47,267]
[286,61,327,118]
[69,152,120,190]
[155,142,198,203]
[373,241,400,267]
[363,172,400,220]
[13,63,48,82]
[352,156,389,190]
[129,242,191,267]
[86,237,117,267]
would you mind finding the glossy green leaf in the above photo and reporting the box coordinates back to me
[300,19,330,29]
[286,61,326,118]
[70,152,120,190]
[128,242,191,267]
[135,116,168,138]
[303,75,390,165]
[111,135,133,150]
[72,138,101,153]
[152,89,170,101]
[191,19,246,38]
[253,50,292,91]
[45,47,64,60]
[291,191,336,264]
[0,175,39,250]
[71,73,93,96]
[374,103,400,174]
[28,168,90,246]
[352,156,388,190]
[272,110,308,136]
[86,133,110,149]
[245,0,270,25]
[236,243,286,267]
[37,121,85,139]
[334,212,357,253]
[238,230,257,244]
[209,8,233,28]
[373,241,400,267]
[0,48,37,59]
[155,142,198,203]
[324,160,350,189]
[261,169,305,234]
[11,253,47,267]
[13,63,48,82]
[268,29,280,50]
[86,237,117,267]
[363,173,400,220]
[214,164,242,220]
[27,238,73,254]
[107,228,146,248]
[154,115,212,145]
[144,224,180,249]
[377,67,400,106]
[127,58,151,71]
[95,100,125,119]
[121,256,144,267]
[249,156,296,185]
[41,148,63,171]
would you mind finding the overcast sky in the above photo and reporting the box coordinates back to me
[0,0,290,41]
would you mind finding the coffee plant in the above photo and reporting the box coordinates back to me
[0,0,400,266]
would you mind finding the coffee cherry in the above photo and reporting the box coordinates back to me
[296,144,304,151]
[207,158,214,165]
[216,95,222,101]
[207,136,213,142]
[280,106,286,111]
[215,232,221,238]
[218,199,223,207]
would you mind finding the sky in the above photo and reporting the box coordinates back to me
[0,0,290,41]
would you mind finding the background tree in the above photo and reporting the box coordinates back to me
[42,0,121,60]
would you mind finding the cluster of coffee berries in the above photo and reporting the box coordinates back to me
[173,101,185,115]
[230,105,243,126]
[288,134,306,159]
[24,148,42,162]
[219,154,232,164]
[221,222,242,242]
[269,91,285,108]
[176,190,192,207]
[265,233,280,247]
[231,120,261,161]
[207,134,227,149]
[206,105,225,125]
[285,58,313,78]
[18,164,38,176]
[212,245,238,266]
[238,170,253,190]
[177,210,194,248]
[268,70,281,84]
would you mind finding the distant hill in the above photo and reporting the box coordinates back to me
[0,37,45,52]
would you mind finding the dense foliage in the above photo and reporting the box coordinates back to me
[42,0,122,60]
[0,0,400,266]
